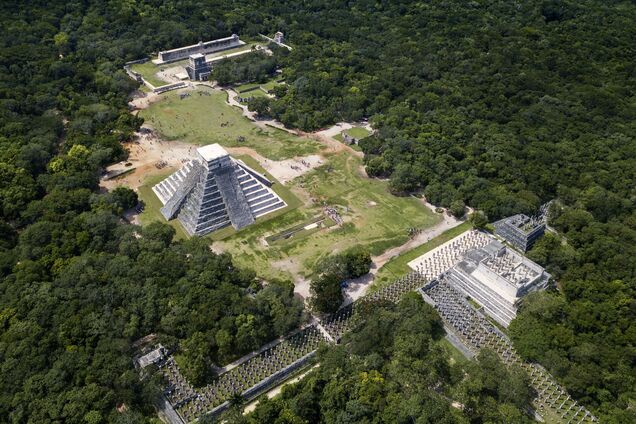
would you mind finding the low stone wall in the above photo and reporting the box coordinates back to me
[125,57,149,66]
[154,82,187,94]
[200,347,318,421]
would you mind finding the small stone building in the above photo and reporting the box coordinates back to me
[493,214,545,252]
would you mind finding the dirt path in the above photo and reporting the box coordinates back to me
[342,206,464,303]
[100,130,196,192]
[371,211,461,273]
[242,365,319,414]
[311,124,364,158]
[122,86,455,305]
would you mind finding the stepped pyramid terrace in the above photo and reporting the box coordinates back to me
[408,234,551,328]
[152,144,286,236]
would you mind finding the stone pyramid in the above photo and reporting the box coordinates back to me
[152,144,286,236]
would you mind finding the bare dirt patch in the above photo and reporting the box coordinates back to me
[129,91,162,110]
[100,129,196,191]
[226,146,323,184]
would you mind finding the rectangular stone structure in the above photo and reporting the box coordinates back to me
[494,213,545,252]
[157,34,242,64]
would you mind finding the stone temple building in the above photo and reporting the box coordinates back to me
[152,144,286,236]
[494,204,550,252]
[156,34,242,64]
[273,31,284,44]
[185,53,212,81]
[446,240,551,327]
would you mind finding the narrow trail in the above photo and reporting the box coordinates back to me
[371,210,462,273]
[343,209,464,303]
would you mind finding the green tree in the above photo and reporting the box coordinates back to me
[310,273,343,314]
[449,200,466,218]
[469,211,489,229]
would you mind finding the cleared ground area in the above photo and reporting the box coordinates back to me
[139,85,320,160]
[212,152,439,286]
[126,84,439,291]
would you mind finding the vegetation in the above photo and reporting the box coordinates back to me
[310,247,372,313]
[213,50,279,86]
[213,152,438,283]
[0,0,634,422]
[235,295,535,424]
[333,126,371,143]
[140,85,320,161]
[372,222,472,288]
[129,60,169,87]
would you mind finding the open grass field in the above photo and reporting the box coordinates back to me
[369,221,472,290]
[139,85,320,160]
[137,170,189,240]
[235,77,283,94]
[130,61,168,87]
[260,79,283,92]
[234,82,261,93]
[345,127,371,139]
[134,84,439,283]
[235,89,269,105]
[213,152,440,282]
[333,126,371,142]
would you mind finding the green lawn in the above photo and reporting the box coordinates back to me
[137,170,189,240]
[260,79,283,92]
[130,61,169,87]
[207,42,263,59]
[139,85,320,160]
[438,338,471,366]
[334,127,370,151]
[136,86,439,283]
[214,152,440,282]
[234,82,261,93]
[235,89,269,105]
[234,76,282,94]
[370,221,472,291]
[345,127,371,139]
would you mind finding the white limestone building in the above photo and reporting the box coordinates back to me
[153,144,286,236]
[408,233,551,327]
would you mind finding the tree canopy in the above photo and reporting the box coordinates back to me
[235,295,535,424]
[0,0,633,422]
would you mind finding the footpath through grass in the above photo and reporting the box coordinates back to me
[140,85,320,160]
[136,86,439,283]
[370,221,472,291]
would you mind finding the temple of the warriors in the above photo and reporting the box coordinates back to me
[409,233,551,327]
[445,240,551,327]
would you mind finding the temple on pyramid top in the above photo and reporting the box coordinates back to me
[152,144,286,236]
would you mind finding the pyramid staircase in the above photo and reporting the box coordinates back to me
[152,144,286,236]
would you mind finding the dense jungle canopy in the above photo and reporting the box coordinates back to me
[0,1,634,422]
